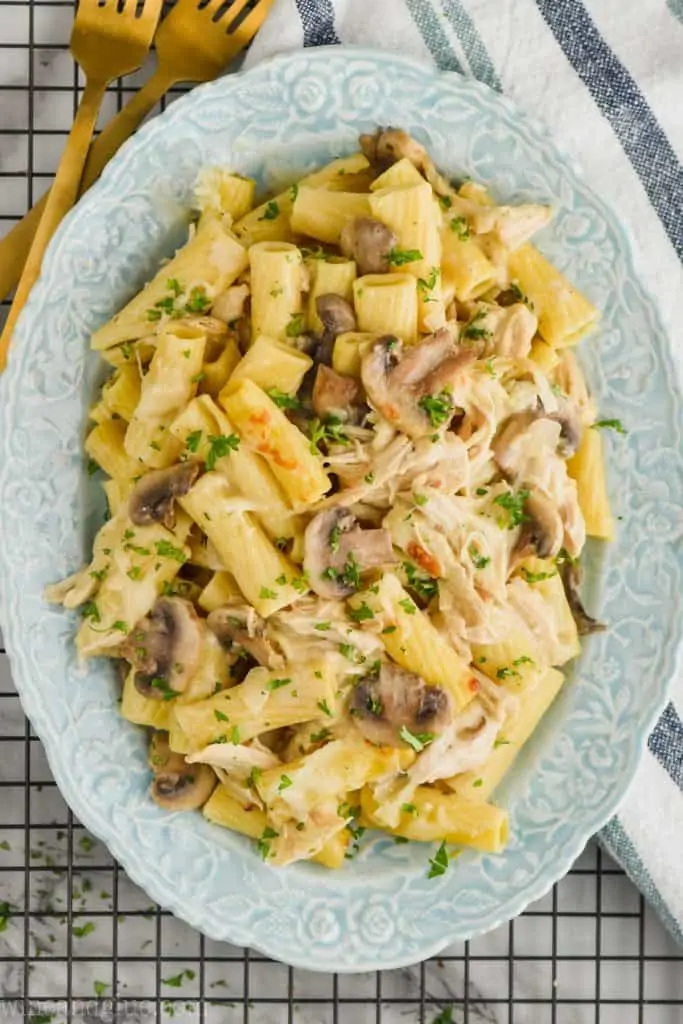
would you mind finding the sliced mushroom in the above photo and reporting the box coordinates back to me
[129,462,200,530]
[360,128,454,199]
[547,400,582,459]
[151,761,216,812]
[122,597,202,700]
[207,605,284,670]
[559,560,606,635]
[340,217,398,275]
[316,294,357,337]
[304,508,394,599]
[312,365,361,421]
[361,330,475,438]
[350,662,452,747]
[493,400,582,473]
[517,491,564,559]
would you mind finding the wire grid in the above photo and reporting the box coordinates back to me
[2,3,683,1021]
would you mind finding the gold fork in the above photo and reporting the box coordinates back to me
[0,0,274,313]
[0,0,164,366]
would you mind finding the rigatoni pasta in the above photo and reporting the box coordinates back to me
[49,127,610,874]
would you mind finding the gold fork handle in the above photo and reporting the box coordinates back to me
[0,78,107,369]
[0,69,175,312]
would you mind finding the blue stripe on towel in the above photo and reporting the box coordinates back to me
[535,0,683,262]
[439,0,501,91]
[648,701,683,791]
[294,0,341,47]
[600,818,683,945]
[667,0,683,26]
[405,0,465,74]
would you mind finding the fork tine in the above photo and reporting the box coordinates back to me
[220,0,252,25]
[226,0,273,35]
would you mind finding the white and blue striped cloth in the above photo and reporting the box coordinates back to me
[245,0,683,942]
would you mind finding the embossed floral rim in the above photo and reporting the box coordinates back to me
[1,48,682,971]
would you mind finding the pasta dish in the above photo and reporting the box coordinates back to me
[48,128,613,873]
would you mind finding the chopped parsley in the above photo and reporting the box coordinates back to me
[438,195,453,210]
[278,774,293,792]
[259,200,280,221]
[364,471,376,484]
[513,655,534,667]
[472,778,483,789]
[329,524,341,553]
[398,597,417,615]
[469,544,490,570]
[214,709,229,722]
[247,766,262,787]
[267,677,292,691]
[509,282,533,308]
[126,567,142,581]
[496,666,520,681]
[317,699,333,717]
[593,418,627,434]
[449,216,470,240]
[417,266,440,297]
[338,643,360,663]
[151,678,180,701]
[206,432,240,470]
[382,625,397,635]
[365,695,383,717]
[154,540,187,563]
[310,727,332,744]
[81,601,101,624]
[403,561,439,601]
[230,725,240,745]
[348,601,374,623]
[462,310,491,340]
[387,247,423,266]
[185,430,203,453]
[399,725,434,752]
[308,414,349,453]
[162,969,195,987]
[323,552,361,590]
[401,803,418,816]
[427,841,450,879]
[285,312,304,338]
[413,492,428,506]
[0,901,14,933]
[418,390,454,428]
[493,737,511,749]
[300,245,330,261]
[475,487,489,496]
[493,488,530,529]
[266,388,301,410]
[72,921,95,938]
[520,566,557,583]
[314,621,332,631]
[260,587,277,600]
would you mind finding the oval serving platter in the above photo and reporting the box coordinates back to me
[1,48,682,972]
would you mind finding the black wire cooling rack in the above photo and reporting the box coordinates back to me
[2,3,683,1020]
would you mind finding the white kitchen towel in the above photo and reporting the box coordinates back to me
[244,0,683,942]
